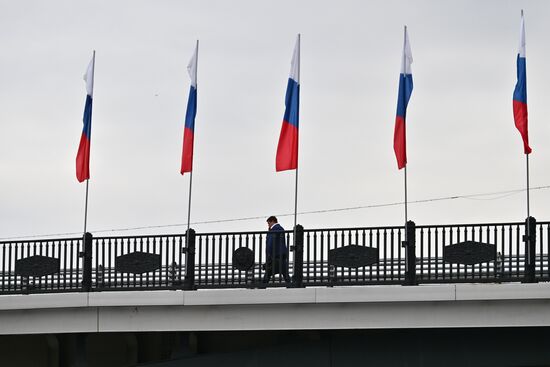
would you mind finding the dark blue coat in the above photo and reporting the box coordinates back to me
[266,223,288,259]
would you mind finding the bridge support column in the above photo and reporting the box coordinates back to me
[292,225,304,288]
[402,221,417,286]
[523,216,537,283]
[183,229,196,290]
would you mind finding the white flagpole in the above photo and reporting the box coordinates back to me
[404,166,408,223]
[294,34,300,230]
[84,179,89,234]
[186,173,193,234]
[83,50,95,235]
[526,154,530,218]
[402,26,408,224]
[294,166,299,229]
[521,9,530,219]
[522,11,532,272]
[186,40,198,235]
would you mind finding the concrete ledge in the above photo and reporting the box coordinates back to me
[184,288,316,306]
[0,292,88,310]
[0,307,98,334]
[89,290,183,307]
[1,283,550,334]
[1,283,550,311]
[95,299,550,333]
[315,284,456,303]
[455,283,550,301]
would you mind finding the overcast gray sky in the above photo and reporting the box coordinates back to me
[1,0,549,239]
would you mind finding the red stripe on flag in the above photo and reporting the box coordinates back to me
[76,133,90,182]
[276,121,298,172]
[180,127,194,174]
[393,116,407,170]
[513,100,531,154]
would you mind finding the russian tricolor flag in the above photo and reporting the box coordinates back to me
[76,54,95,183]
[513,11,531,154]
[276,35,300,172]
[393,27,413,170]
[181,41,198,174]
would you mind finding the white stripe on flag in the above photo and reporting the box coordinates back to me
[187,41,198,87]
[289,34,300,83]
[83,56,94,97]
[518,11,526,57]
[400,26,413,75]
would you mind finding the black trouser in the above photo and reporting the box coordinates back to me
[262,254,290,284]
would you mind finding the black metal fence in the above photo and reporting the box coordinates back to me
[91,233,187,291]
[0,237,83,293]
[302,226,406,286]
[0,218,548,294]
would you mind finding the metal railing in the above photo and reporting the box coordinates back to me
[92,233,187,291]
[0,218,548,294]
[193,230,295,288]
[302,226,406,286]
[0,237,83,293]
[416,222,525,283]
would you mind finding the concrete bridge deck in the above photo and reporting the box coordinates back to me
[1,282,550,335]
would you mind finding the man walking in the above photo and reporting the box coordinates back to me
[263,216,291,285]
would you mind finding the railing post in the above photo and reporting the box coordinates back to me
[402,221,417,286]
[81,232,93,292]
[523,216,537,283]
[292,225,304,288]
[183,229,196,290]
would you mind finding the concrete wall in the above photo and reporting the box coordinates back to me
[1,283,550,334]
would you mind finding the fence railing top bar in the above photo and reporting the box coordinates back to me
[94,233,187,241]
[304,225,406,232]
[304,221,528,233]
[0,237,83,245]
[415,221,526,229]
[195,230,293,237]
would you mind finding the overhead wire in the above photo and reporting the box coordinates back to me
[1,185,549,241]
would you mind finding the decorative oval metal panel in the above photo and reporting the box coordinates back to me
[15,255,60,277]
[443,241,496,265]
[328,245,379,268]
[115,251,161,274]
[232,247,254,271]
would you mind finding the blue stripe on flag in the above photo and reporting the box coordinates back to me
[185,86,197,131]
[513,55,527,104]
[82,95,93,139]
[283,78,300,127]
[396,74,413,118]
